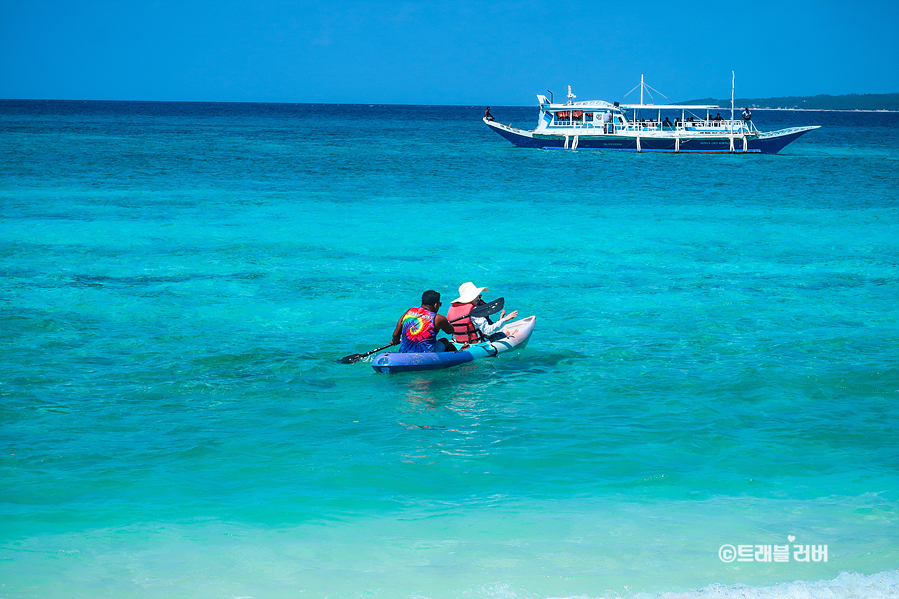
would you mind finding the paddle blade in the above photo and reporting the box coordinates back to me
[470,297,504,318]
[338,341,397,364]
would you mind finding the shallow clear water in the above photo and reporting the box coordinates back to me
[1,101,897,598]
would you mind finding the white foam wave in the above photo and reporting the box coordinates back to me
[466,570,899,599]
[641,570,899,599]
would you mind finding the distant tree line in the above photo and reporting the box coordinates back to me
[680,93,899,111]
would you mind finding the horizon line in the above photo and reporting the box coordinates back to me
[3,97,898,113]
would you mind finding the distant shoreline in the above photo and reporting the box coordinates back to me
[742,107,898,113]
[682,92,899,112]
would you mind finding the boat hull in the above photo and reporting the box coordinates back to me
[486,120,818,154]
[371,316,536,374]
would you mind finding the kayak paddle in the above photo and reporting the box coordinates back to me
[338,297,505,364]
[455,297,504,322]
[339,341,398,364]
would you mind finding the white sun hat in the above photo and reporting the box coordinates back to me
[452,282,488,304]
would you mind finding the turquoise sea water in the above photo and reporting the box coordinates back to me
[1,100,897,598]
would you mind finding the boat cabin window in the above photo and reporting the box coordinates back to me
[553,110,586,125]
[550,109,619,126]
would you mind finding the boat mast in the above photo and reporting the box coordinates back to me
[640,74,644,123]
[731,71,735,121]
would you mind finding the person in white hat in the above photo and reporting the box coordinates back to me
[446,282,518,344]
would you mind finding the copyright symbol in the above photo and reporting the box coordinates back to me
[719,544,736,562]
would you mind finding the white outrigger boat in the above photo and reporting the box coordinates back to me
[485,75,819,154]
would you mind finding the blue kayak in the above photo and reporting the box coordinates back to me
[371,316,536,373]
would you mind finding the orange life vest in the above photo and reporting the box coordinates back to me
[447,303,480,343]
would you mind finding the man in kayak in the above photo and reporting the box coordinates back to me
[392,290,459,353]
[447,282,518,344]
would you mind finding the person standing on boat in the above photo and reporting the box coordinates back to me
[742,107,752,122]
[392,290,458,353]
[484,107,494,121]
[447,282,518,343]
[602,109,612,133]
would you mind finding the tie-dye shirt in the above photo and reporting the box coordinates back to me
[399,307,437,353]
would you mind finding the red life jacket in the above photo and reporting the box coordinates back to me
[447,303,480,343]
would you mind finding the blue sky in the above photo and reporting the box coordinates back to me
[1,0,897,105]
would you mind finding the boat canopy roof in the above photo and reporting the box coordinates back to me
[621,103,720,110]
[546,103,617,110]
[538,95,617,110]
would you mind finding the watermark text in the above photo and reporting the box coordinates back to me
[719,536,827,563]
